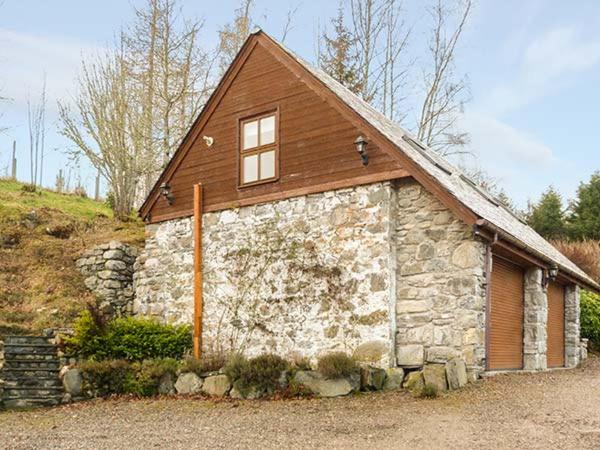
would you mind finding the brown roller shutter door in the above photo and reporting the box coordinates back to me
[488,257,524,370]
[547,282,565,368]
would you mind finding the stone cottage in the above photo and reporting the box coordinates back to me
[134,29,598,379]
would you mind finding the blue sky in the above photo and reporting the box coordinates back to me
[0,0,599,208]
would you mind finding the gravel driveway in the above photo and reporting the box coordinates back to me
[2,355,600,450]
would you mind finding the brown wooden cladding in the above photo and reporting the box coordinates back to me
[146,41,404,222]
[547,281,565,368]
[488,256,524,370]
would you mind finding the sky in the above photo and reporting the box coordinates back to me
[0,0,599,208]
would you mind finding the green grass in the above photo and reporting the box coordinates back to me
[0,179,113,220]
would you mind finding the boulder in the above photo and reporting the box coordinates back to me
[174,372,203,395]
[360,366,386,391]
[62,368,82,396]
[422,364,448,392]
[158,372,175,395]
[293,370,359,397]
[202,374,231,397]
[353,340,389,366]
[383,368,405,391]
[230,384,264,399]
[445,358,468,390]
[403,371,424,392]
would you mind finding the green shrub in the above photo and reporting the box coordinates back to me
[66,310,192,361]
[123,359,179,396]
[420,383,439,399]
[79,358,178,397]
[180,353,228,376]
[78,359,131,396]
[224,353,289,397]
[317,352,357,379]
[581,290,600,350]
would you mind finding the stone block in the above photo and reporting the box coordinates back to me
[383,368,405,391]
[62,368,82,396]
[396,345,424,366]
[403,370,424,392]
[202,374,231,397]
[360,366,386,391]
[445,358,467,390]
[175,372,203,395]
[422,364,447,391]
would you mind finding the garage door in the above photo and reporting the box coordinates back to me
[547,282,565,368]
[488,257,524,370]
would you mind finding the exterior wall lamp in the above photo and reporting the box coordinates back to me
[548,265,559,280]
[160,183,174,205]
[354,135,369,166]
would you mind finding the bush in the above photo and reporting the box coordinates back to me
[78,359,131,396]
[66,310,192,361]
[79,358,179,397]
[180,353,228,376]
[317,352,357,379]
[581,290,600,351]
[224,353,289,397]
[420,383,439,399]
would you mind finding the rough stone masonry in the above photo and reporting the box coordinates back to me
[134,178,491,373]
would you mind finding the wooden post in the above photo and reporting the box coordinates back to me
[193,184,204,359]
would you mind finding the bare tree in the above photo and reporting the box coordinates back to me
[280,4,299,43]
[416,0,472,156]
[27,76,47,188]
[59,0,215,218]
[59,50,142,219]
[218,0,254,74]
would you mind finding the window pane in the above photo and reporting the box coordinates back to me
[260,150,275,180]
[260,115,275,145]
[243,120,258,150]
[243,154,258,183]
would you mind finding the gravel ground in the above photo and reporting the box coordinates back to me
[2,355,600,450]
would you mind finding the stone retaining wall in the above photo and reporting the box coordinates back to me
[76,241,138,318]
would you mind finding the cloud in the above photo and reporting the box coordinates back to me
[0,28,105,111]
[482,26,600,114]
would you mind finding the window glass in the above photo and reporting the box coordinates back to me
[243,120,258,150]
[260,150,275,180]
[260,115,275,145]
[243,154,258,183]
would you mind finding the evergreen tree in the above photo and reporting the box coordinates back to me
[319,4,363,94]
[568,172,600,240]
[527,186,567,239]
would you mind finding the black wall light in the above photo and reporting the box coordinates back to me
[160,183,174,205]
[354,135,369,166]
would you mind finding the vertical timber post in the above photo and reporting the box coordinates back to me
[11,141,17,180]
[193,184,204,359]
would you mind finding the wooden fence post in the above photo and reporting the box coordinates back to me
[193,184,204,359]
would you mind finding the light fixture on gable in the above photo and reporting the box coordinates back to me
[160,183,174,205]
[203,136,214,147]
[354,135,369,166]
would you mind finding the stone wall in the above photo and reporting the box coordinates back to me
[134,182,396,367]
[565,284,581,368]
[76,241,138,318]
[393,179,487,376]
[523,268,547,370]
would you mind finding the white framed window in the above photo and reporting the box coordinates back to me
[240,112,278,186]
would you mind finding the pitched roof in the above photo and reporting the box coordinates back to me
[258,31,598,291]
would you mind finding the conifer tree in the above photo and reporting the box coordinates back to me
[527,186,567,239]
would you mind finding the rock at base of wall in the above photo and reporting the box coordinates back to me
[202,374,231,397]
[158,372,175,395]
[445,358,467,390]
[360,366,386,391]
[62,369,82,397]
[383,368,405,391]
[422,364,448,391]
[294,370,359,397]
[403,370,424,392]
[174,372,203,394]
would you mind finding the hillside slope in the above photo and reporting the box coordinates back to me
[0,179,144,335]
